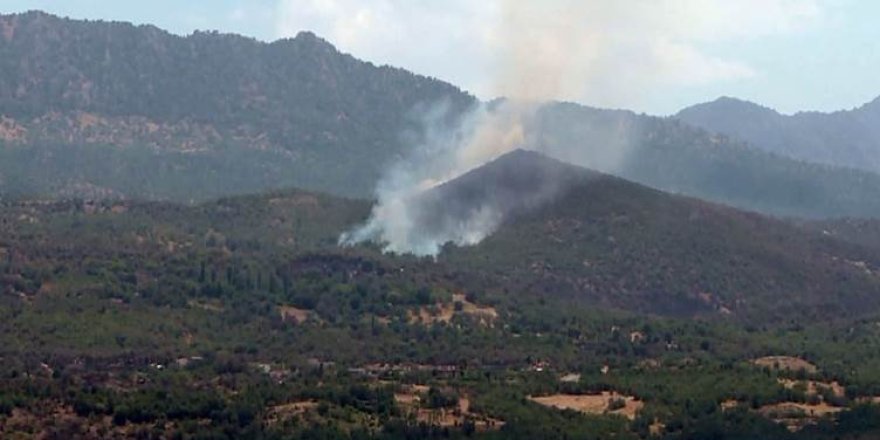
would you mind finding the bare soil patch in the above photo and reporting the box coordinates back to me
[559,373,581,383]
[529,392,644,420]
[778,379,845,398]
[753,356,818,374]
[409,293,498,327]
[278,305,311,324]
[265,400,318,425]
[394,385,504,432]
[188,299,224,312]
[758,402,844,432]
[720,399,741,411]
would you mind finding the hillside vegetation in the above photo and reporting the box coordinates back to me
[6,159,880,437]
[0,11,473,199]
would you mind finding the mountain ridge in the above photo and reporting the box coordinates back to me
[3,11,880,221]
[677,94,880,173]
[435,149,880,322]
[0,10,475,198]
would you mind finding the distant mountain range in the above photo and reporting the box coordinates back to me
[3,11,880,220]
[677,96,880,173]
[531,103,880,218]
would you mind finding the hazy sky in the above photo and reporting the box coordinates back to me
[3,0,879,115]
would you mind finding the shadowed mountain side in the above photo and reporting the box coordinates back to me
[4,155,880,325]
[534,102,880,219]
[435,151,880,322]
[409,150,600,246]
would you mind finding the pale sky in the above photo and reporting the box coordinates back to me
[2,0,879,115]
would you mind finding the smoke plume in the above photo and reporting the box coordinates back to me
[342,0,746,256]
[341,1,624,256]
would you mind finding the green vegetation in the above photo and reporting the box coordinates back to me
[2,179,880,437]
[3,11,880,438]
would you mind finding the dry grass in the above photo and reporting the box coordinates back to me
[778,379,845,398]
[753,356,818,374]
[758,402,844,432]
[720,400,741,411]
[559,373,581,383]
[529,392,644,420]
[278,305,311,324]
[409,293,498,327]
[265,401,318,425]
[187,299,224,312]
[649,419,666,437]
[394,385,504,432]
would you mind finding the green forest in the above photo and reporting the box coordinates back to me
[3,188,880,439]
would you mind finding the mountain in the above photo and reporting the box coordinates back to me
[7,152,880,437]
[531,102,880,219]
[406,150,597,247]
[0,11,474,200]
[3,11,880,221]
[7,149,880,324]
[400,149,880,322]
[676,96,880,173]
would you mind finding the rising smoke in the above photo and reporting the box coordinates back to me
[339,0,722,256]
[340,1,635,256]
[339,101,538,256]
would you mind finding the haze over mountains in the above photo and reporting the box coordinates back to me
[412,150,880,322]
[677,96,880,173]
[3,11,880,223]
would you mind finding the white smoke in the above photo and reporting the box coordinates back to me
[277,0,823,113]
[339,0,821,255]
[340,1,625,256]
[340,101,536,256]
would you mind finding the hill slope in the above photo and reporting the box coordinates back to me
[5,150,880,323]
[676,96,880,173]
[438,150,880,322]
[0,11,474,199]
[9,185,880,438]
[534,102,880,219]
[3,12,880,220]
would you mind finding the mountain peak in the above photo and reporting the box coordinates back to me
[285,30,339,52]
[437,149,599,193]
[678,96,780,118]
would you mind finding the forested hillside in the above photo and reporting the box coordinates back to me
[0,11,474,199]
[6,154,880,437]
[3,12,880,221]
